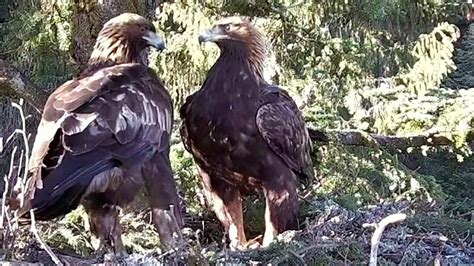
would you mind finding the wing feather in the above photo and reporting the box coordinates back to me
[25,63,172,212]
[256,86,314,181]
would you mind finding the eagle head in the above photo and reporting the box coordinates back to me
[88,13,165,68]
[102,13,165,51]
[198,16,264,48]
[199,17,267,80]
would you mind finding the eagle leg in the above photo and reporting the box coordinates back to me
[83,200,127,258]
[199,168,247,250]
[262,175,299,247]
[142,151,184,250]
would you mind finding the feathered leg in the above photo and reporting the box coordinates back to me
[83,199,127,257]
[142,151,183,249]
[199,168,247,250]
[261,173,299,247]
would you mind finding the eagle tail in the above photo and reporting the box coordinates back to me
[26,152,120,221]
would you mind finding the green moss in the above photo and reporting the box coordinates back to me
[0,0,74,88]
[410,148,474,215]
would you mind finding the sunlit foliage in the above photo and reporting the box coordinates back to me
[0,0,74,88]
[0,0,472,259]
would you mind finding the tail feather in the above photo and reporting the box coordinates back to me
[22,141,155,221]
[27,152,119,221]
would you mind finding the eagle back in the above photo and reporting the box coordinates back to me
[28,63,173,196]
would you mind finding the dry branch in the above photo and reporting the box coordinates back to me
[0,101,60,265]
[0,60,46,112]
[363,213,407,266]
[29,210,63,266]
[308,128,453,150]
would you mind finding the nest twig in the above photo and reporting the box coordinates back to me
[363,213,407,266]
[0,100,62,265]
[29,210,62,265]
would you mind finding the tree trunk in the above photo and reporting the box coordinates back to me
[70,0,161,68]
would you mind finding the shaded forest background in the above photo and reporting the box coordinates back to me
[0,0,472,264]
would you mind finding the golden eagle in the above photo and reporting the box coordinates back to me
[17,13,183,256]
[180,17,314,249]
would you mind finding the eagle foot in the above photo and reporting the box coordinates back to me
[93,242,108,259]
[243,235,263,250]
[102,251,129,263]
[94,239,128,263]
[228,235,264,251]
[229,242,246,251]
[245,241,262,250]
[152,208,183,250]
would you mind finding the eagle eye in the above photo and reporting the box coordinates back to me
[140,27,147,33]
[224,24,231,31]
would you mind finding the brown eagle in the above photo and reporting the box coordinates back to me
[180,17,314,249]
[17,13,183,256]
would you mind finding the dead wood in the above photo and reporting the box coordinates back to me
[0,60,47,112]
[308,128,453,150]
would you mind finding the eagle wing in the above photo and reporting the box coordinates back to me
[25,63,172,219]
[179,93,196,152]
[256,86,314,182]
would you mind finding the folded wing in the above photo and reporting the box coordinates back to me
[24,63,172,219]
[256,86,314,183]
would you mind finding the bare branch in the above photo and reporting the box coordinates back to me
[9,102,31,208]
[0,100,36,259]
[0,60,46,112]
[308,128,453,150]
[0,146,17,252]
[363,213,407,266]
[29,210,63,266]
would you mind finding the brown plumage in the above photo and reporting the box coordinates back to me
[18,13,183,256]
[180,17,314,249]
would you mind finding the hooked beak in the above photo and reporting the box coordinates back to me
[143,30,166,51]
[198,27,226,44]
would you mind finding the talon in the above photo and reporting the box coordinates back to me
[102,252,115,262]
[114,253,129,264]
[93,250,106,260]
[230,241,247,251]
[102,251,128,263]
[94,241,109,260]
[115,250,129,260]
[246,241,262,250]
[262,237,275,248]
[244,235,263,250]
